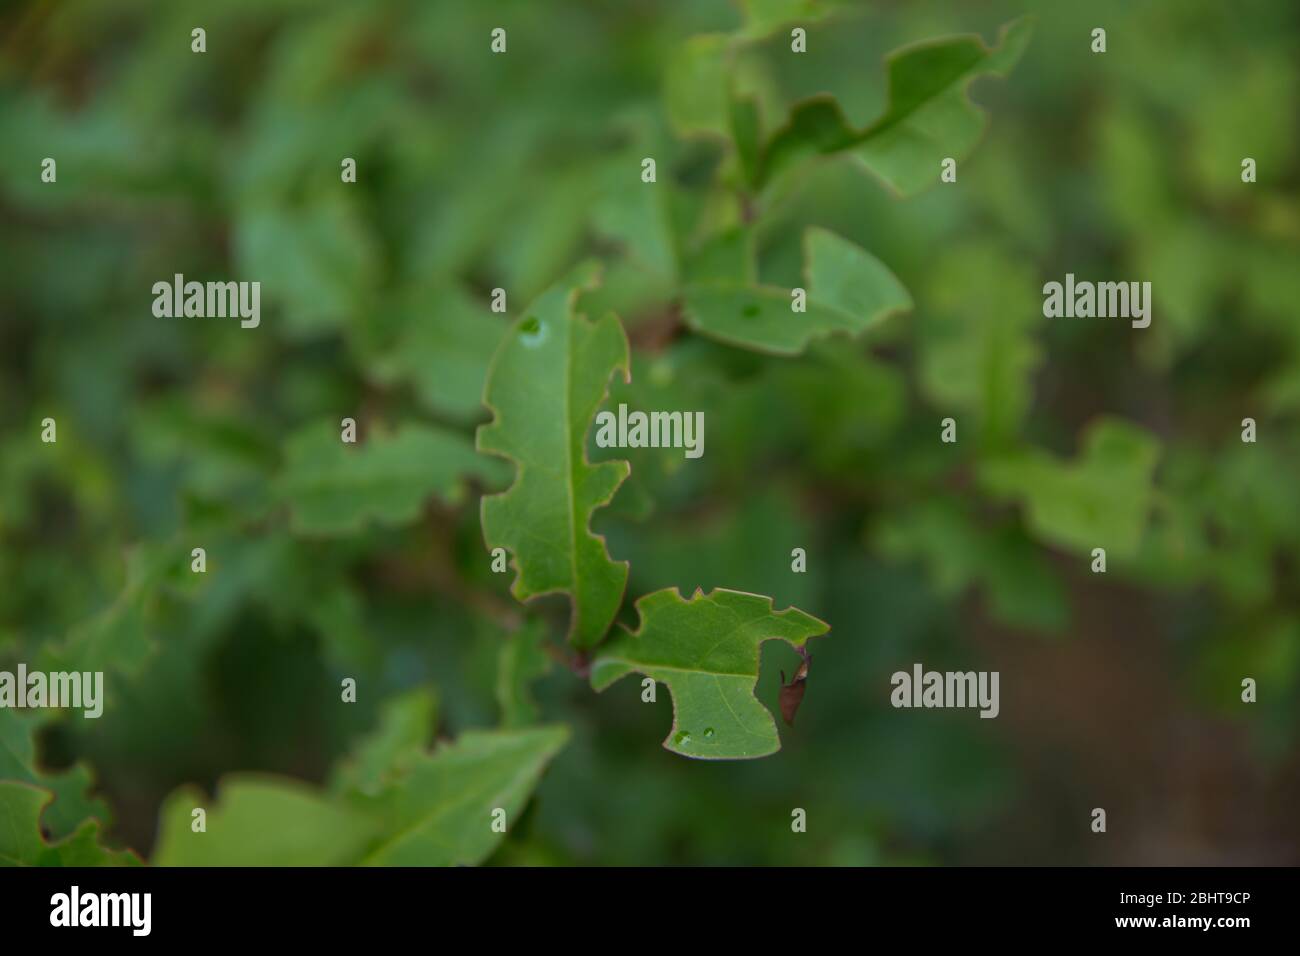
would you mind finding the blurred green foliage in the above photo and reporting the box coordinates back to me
[1,0,1298,865]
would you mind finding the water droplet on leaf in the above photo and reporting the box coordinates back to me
[519,316,547,347]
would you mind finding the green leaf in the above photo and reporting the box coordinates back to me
[917,243,1044,446]
[979,419,1161,559]
[478,265,631,648]
[682,227,757,287]
[365,284,504,422]
[151,722,567,867]
[362,725,570,866]
[873,498,1068,633]
[0,783,140,867]
[683,226,911,355]
[730,94,764,188]
[803,227,913,327]
[665,34,732,138]
[759,17,1033,194]
[233,196,380,337]
[333,688,439,798]
[152,776,379,866]
[589,158,679,287]
[497,621,553,728]
[738,0,842,39]
[278,421,506,536]
[590,588,829,760]
[0,710,111,840]
[39,544,175,679]
[490,170,595,305]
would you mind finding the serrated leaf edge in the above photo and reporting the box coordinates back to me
[591,586,830,761]
[477,267,633,647]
